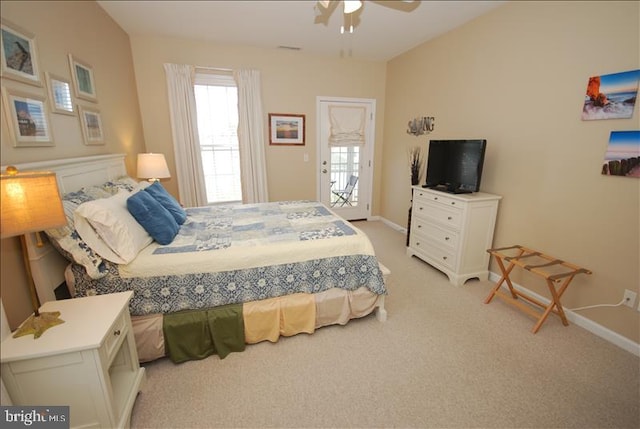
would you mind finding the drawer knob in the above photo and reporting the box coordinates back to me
[434,197,438,200]
[445,237,450,241]
[447,216,452,220]
[419,207,423,211]
[417,225,422,228]
[114,329,121,336]
[451,202,455,205]
[416,242,420,246]
[443,256,448,260]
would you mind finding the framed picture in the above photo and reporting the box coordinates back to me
[1,87,53,147]
[68,54,97,102]
[269,113,305,145]
[601,130,640,178]
[78,105,104,145]
[45,72,74,115]
[581,69,640,120]
[0,19,42,86]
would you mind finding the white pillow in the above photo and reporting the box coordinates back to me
[74,190,153,264]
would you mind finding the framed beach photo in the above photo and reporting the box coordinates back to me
[581,69,640,120]
[268,113,305,145]
[0,19,42,86]
[45,72,74,115]
[79,105,104,145]
[2,87,53,147]
[69,54,97,102]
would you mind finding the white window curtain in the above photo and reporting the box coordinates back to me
[163,63,208,207]
[328,105,366,146]
[233,69,269,203]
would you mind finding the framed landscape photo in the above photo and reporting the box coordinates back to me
[79,105,104,145]
[0,19,42,86]
[269,113,305,145]
[68,54,97,102]
[45,72,74,115]
[2,88,53,147]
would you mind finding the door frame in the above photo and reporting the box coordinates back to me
[316,96,376,219]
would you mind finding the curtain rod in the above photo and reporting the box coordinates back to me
[195,66,233,74]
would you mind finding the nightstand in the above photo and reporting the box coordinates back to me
[1,291,145,428]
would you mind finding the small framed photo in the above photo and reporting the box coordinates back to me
[45,72,74,115]
[0,19,42,87]
[269,113,305,145]
[1,87,53,147]
[68,54,97,102]
[79,105,104,145]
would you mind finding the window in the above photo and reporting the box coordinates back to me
[194,72,242,204]
[330,146,359,206]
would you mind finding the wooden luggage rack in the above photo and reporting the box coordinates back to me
[484,245,592,333]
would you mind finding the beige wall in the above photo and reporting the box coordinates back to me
[128,36,386,206]
[0,1,146,328]
[383,1,640,342]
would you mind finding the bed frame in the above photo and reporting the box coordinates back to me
[3,154,387,341]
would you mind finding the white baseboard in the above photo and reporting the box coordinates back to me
[488,272,640,357]
[375,216,407,233]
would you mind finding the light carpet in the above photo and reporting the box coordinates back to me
[130,220,639,429]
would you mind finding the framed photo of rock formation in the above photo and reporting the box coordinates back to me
[581,69,639,120]
[0,19,42,87]
[601,130,640,178]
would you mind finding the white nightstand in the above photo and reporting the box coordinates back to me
[1,291,145,428]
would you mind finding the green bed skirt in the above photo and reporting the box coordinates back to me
[163,303,246,363]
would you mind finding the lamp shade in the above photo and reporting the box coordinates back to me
[137,153,170,181]
[0,168,67,238]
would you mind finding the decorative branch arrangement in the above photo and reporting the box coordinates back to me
[408,146,424,186]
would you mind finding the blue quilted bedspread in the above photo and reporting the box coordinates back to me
[69,201,386,316]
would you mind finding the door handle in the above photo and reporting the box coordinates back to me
[322,169,327,173]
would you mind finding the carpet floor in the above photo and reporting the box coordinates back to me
[130,220,639,429]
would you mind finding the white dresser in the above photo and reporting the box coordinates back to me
[407,186,501,286]
[1,292,145,428]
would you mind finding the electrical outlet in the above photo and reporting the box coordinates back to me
[622,289,637,308]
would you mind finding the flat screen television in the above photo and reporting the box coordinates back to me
[424,139,487,194]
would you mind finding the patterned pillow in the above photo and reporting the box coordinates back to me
[44,186,112,279]
[102,176,143,195]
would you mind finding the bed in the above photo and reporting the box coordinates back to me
[12,154,388,363]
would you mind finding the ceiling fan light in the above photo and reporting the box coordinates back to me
[343,0,362,14]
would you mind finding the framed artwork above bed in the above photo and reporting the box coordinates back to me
[269,113,305,145]
[1,87,54,147]
[78,105,104,145]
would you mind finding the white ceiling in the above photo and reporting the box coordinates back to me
[97,0,506,61]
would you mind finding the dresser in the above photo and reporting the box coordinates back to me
[407,186,501,286]
[1,292,145,428]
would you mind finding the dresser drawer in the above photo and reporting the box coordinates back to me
[409,235,457,270]
[413,189,465,209]
[413,199,463,229]
[411,218,458,250]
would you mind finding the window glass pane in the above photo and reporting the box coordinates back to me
[194,80,242,204]
[330,146,359,206]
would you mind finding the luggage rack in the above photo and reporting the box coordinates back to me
[484,245,592,333]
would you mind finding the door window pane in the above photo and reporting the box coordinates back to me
[330,146,359,206]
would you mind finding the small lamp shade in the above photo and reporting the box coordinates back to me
[1,169,67,238]
[137,153,170,182]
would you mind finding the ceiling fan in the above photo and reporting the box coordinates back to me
[315,1,420,32]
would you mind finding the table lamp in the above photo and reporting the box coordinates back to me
[137,153,170,182]
[1,166,67,339]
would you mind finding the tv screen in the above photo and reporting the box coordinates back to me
[424,139,487,194]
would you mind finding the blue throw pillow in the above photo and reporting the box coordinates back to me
[127,191,179,245]
[144,181,187,225]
